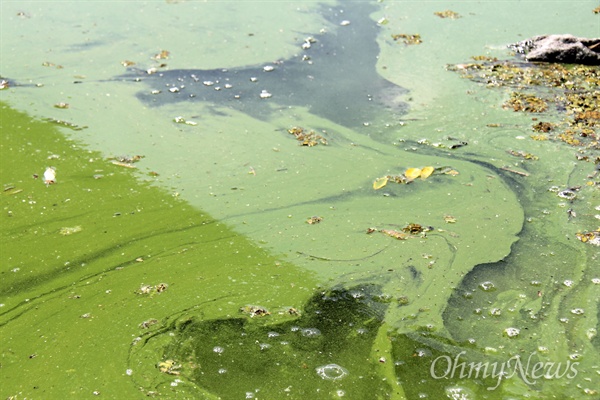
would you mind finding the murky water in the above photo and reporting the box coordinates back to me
[1,1,598,399]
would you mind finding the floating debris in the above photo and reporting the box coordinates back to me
[54,102,69,109]
[3,185,22,195]
[503,327,520,338]
[0,80,9,90]
[43,118,86,131]
[42,61,64,69]
[287,126,328,146]
[111,155,144,168]
[136,283,168,295]
[434,10,461,19]
[306,216,323,225]
[576,230,600,245]
[392,33,422,45]
[532,121,554,133]
[263,65,275,72]
[152,50,170,60]
[380,229,408,240]
[449,59,599,154]
[173,116,197,125]
[158,360,181,375]
[373,166,441,189]
[139,318,158,329]
[259,89,272,99]
[507,149,539,160]
[504,92,548,113]
[44,167,56,185]
[443,215,457,224]
[240,305,270,317]
[402,223,432,234]
[121,60,136,67]
[373,176,389,190]
[500,166,529,176]
[59,226,82,236]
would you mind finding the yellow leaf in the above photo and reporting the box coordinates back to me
[405,168,422,180]
[373,176,389,190]
[420,166,434,179]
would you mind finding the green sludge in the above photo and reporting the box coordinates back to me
[0,103,320,398]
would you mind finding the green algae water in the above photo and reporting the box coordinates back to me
[1,1,599,399]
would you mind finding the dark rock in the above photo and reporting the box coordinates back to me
[510,34,600,65]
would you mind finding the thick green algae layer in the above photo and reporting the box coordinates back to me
[0,103,319,398]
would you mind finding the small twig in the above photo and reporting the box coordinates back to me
[500,166,529,176]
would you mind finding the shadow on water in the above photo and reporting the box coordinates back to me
[130,284,393,398]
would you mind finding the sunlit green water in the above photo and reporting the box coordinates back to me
[1,1,598,399]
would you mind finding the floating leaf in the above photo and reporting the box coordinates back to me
[405,168,422,180]
[373,176,389,190]
[420,166,434,179]
[380,229,408,240]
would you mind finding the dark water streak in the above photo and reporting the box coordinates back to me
[117,2,408,129]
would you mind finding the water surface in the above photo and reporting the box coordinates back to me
[1,0,598,398]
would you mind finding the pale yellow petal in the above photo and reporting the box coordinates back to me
[420,166,434,179]
[405,168,422,180]
[373,176,389,190]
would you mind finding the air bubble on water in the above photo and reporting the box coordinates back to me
[336,390,346,397]
[218,368,227,374]
[571,308,584,315]
[259,343,271,351]
[213,346,224,354]
[245,392,255,399]
[586,328,597,340]
[489,308,502,316]
[267,331,280,338]
[125,369,133,376]
[537,346,549,353]
[301,327,321,337]
[290,326,300,332]
[315,364,348,381]
[591,278,600,285]
[569,353,582,361]
[563,280,573,287]
[356,328,368,335]
[559,317,569,323]
[530,280,541,286]
[479,281,495,291]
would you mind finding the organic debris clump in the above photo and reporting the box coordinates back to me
[288,127,328,146]
[448,60,599,155]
